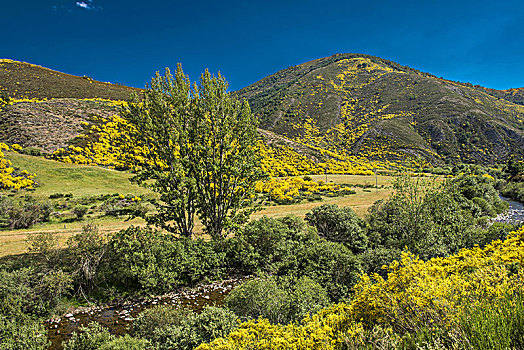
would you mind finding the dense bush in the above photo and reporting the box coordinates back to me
[225,276,329,324]
[133,306,238,350]
[290,238,362,301]
[73,205,88,220]
[366,175,509,261]
[19,147,43,157]
[234,215,299,274]
[63,322,115,350]
[103,226,226,294]
[460,292,524,350]
[0,317,49,350]
[67,223,108,294]
[0,196,51,229]
[100,197,148,218]
[0,267,71,318]
[0,267,72,350]
[98,335,150,350]
[234,215,362,301]
[500,181,524,202]
[305,203,368,253]
[451,174,508,215]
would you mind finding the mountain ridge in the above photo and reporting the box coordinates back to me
[1,56,523,168]
[237,53,524,165]
[0,59,140,101]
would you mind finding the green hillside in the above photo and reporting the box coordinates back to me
[0,59,140,101]
[237,53,524,164]
[1,56,523,167]
[6,152,149,198]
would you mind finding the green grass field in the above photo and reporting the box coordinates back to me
[0,153,395,257]
[7,152,151,199]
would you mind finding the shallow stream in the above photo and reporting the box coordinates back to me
[493,196,524,224]
[45,277,246,350]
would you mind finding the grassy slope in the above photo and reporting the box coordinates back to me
[237,53,524,164]
[0,153,149,256]
[0,153,394,256]
[7,152,150,199]
[0,59,140,101]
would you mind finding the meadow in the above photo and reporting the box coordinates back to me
[0,153,394,257]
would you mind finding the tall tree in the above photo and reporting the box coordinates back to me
[192,70,264,239]
[122,65,196,237]
[122,65,264,238]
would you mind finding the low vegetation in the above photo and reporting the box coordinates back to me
[1,170,520,349]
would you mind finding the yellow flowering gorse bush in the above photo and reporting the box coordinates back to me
[0,143,35,190]
[255,177,354,203]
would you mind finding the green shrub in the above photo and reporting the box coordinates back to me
[291,239,362,301]
[360,246,402,275]
[20,147,43,157]
[0,197,51,229]
[0,267,71,318]
[235,215,317,274]
[133,305,193,336]
[500,181,524,202]
[0,317,49,350]
[133,306,237,350]
[239,216,292,262]
[225,276,329,324]
[98,335,150,350]
[63,322,114,350]
[305,204,368,253]
[73,205,88,220]
[26,231,60,267]
[104,226,226,294]
[67,224,107,294]
[365,175,506,260]
[460,293,524,350]
[219,236,259,275]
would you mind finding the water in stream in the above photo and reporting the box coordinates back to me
[493,197,524,224]
[45,277,247,350]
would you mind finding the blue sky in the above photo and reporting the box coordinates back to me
[2,0,523,90]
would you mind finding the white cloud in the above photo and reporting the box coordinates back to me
[75,0,101,11]
[76,2,90,9]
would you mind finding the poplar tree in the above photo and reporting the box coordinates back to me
[192,69,264,239]
[123,65,263,238]
[122,65,196,237]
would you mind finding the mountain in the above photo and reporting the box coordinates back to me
[1,56,523,168]
[0,59,139,100]
[237,53,524,164]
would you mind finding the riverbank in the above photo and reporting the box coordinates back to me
[492,196,524,224]
[45,277,249,350]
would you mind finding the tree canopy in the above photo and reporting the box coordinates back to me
[122,65,264,238]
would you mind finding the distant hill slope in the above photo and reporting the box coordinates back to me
[237,53,524,164]
[1,56,523,168]
[0,98,120,152]
[479,87,524,106]
[0,59,140,100]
